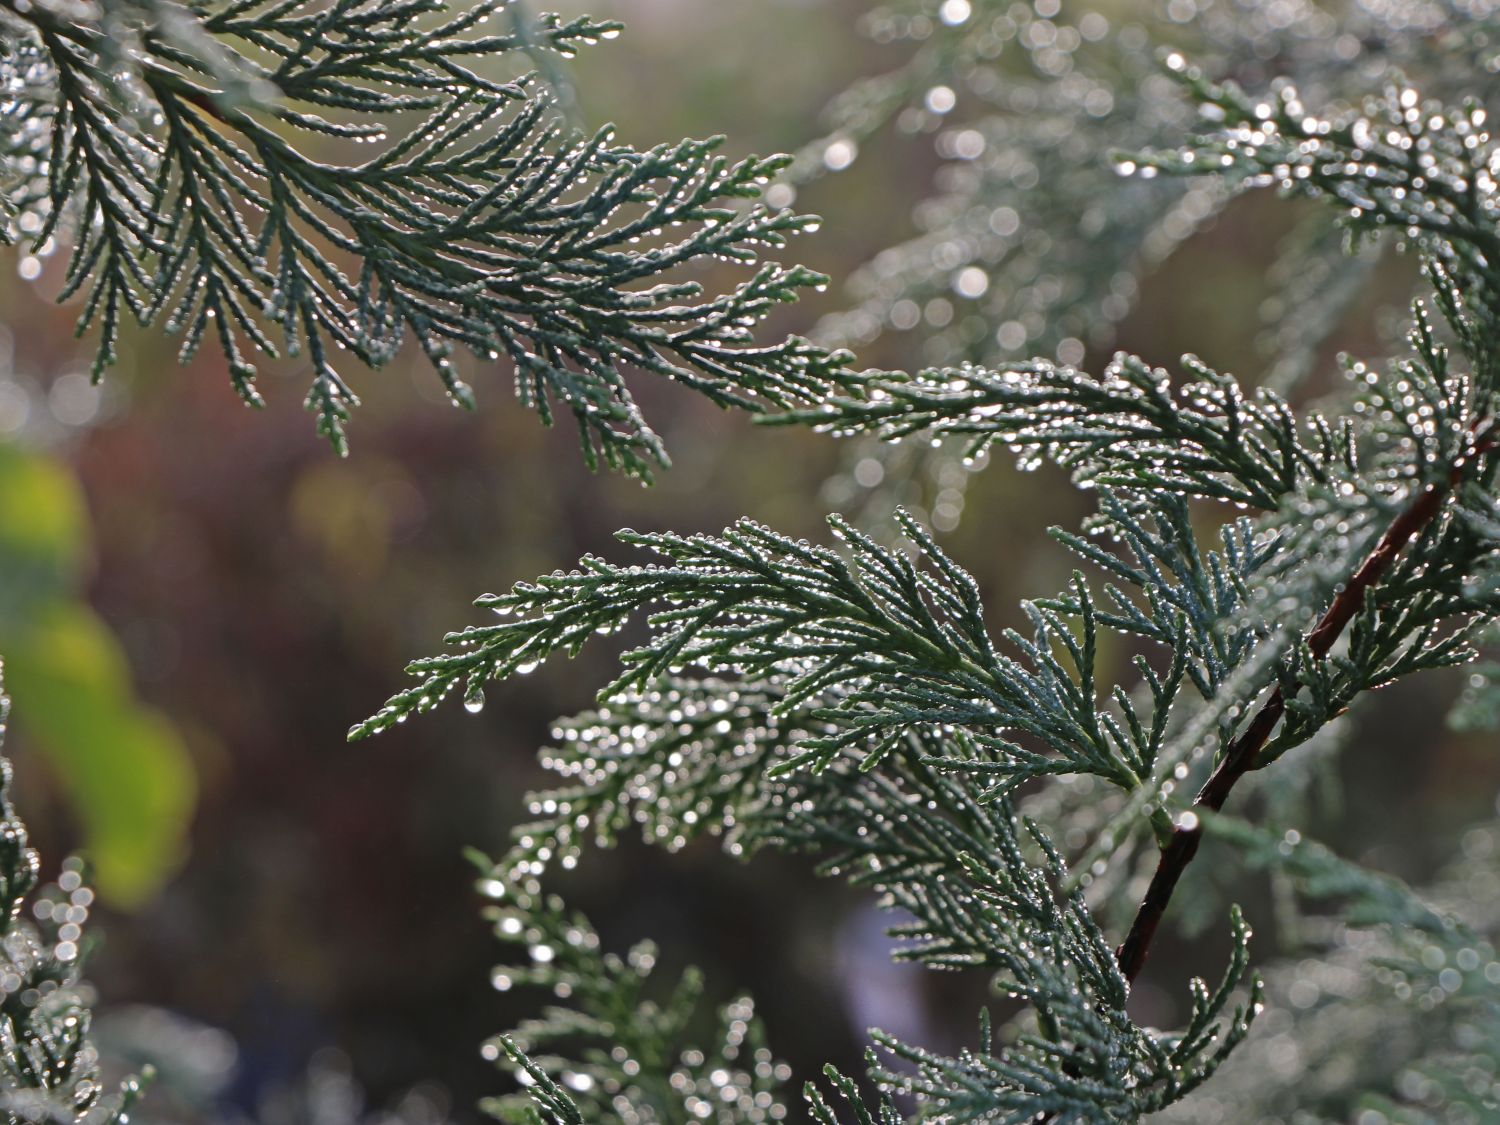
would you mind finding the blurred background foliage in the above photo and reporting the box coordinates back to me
[1,0,1498,1120]
[0,430,193,907]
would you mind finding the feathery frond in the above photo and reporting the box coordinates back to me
[0,0,851,459]
[475,863,788,1125]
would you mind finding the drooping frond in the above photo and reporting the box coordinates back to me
[799,815,1259,1123]
[500,738,1261,1123]
[0,0,851,459]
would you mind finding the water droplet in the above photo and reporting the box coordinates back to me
[822,138,857,172]
[938,0,971,24]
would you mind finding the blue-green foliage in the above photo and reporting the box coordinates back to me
[3,0,1500,1119]
[807,0,1500,373]
[801,0,1500,534]
[0,0,850,460]
[1160,816,1500,1122]
[10,0,1491,1120]
[365,35,1500,1124]
[474,860,788,1125]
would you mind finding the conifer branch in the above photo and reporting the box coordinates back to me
[1155,808,1500,1121]
[474,860,788,1125]
[351,508,1213,796]
[773,355,1353,509]
[353,24,1500,1124]
[1117,418,1499,981]
[0,0,852,460]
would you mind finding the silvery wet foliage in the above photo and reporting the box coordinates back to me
[473,863,788,1125]
[0,0,852,462]
[360,1,1500,1115]
[799,0,1500,531]
[1153,813,1500,1123]
[8,0,1500,1121]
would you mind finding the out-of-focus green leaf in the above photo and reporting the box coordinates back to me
[5,603,194,905]
[0,441,195,909]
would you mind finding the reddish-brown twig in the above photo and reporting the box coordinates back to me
[1115,426,1495,983]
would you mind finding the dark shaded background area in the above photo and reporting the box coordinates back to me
[1,1,1498,1120]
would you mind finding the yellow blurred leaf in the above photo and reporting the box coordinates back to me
[0,442,89,577]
